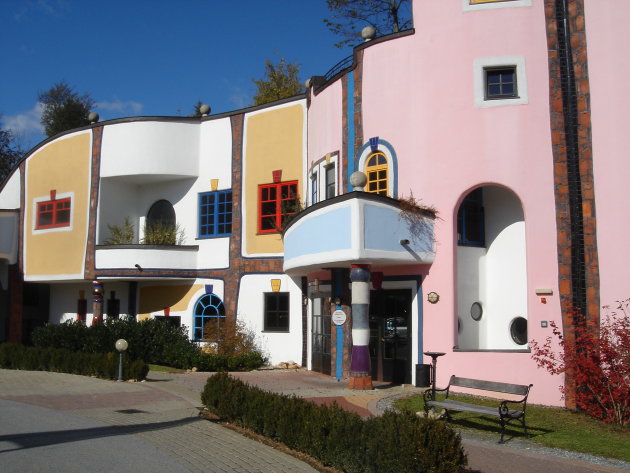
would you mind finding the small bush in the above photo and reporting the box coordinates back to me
[0,343,148,381]
[201,373,467,473]
[142,222,185,245]
[105,217,135,245]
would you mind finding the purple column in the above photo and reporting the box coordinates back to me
[349,264,373,390]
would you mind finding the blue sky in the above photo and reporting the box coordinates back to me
[1,0,349,151]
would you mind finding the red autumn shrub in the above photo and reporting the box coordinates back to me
[530,299,630,426]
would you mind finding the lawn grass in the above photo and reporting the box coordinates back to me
[395,393,630,462]
[147,364,186,373]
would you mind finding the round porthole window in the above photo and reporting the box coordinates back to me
[470,302,483,321]
[510,317,528,345]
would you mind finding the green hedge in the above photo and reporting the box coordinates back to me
[202,373,468,473]
[31,319,265,371]
[0,343,149,381]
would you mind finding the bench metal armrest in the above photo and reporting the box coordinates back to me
[423,386,449,409]
[499,398,526,417]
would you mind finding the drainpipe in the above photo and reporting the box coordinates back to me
[555,0,587,319]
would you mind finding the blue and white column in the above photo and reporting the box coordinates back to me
[349,263,373,390]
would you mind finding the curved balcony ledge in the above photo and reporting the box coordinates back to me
[95,244,199,271]
[283,192,435,274]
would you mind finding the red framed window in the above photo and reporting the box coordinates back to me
[258,181,298,233]
[36,198,71,229]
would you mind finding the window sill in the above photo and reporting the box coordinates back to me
[452,347,531,353]
[262,330,290,334]
[196,235,231,240]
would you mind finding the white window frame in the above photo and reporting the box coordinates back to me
[309,155,338,205]
[462,0,531,12]
[474,56,528,108]
[32,191,75,234]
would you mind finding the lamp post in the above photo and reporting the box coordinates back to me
[115,339,128,382]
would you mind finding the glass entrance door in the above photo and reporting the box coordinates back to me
[369,289,412,384]
[311,297,332,375]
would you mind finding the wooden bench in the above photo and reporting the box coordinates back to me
[423,375,533,443]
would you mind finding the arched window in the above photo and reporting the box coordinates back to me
[193,293,225,341]
[147,199,175,228]
[365,152,388,196]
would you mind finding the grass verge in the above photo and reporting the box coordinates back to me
[395,393,630,462]
[147,364,186,373]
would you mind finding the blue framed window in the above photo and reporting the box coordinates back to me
[457,188,485,246]
[193,293,226,341]
[198,190,232,238]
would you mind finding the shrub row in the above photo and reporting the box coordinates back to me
[0,343,149,381]
[202,373,467,473]
[31,319,265,372]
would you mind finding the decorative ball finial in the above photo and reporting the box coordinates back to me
[350,171,367,191]
[361,25,376,41]
[199,104,210,116]
[88,112,99,123]
[304,78,312,89]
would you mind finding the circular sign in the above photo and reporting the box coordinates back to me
[332,310,347,326]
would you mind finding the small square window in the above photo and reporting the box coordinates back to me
[264,292,290,332]
[485,67,517,99]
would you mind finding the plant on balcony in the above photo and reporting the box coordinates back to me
[397,191,438,248]
[104,217,135,245]
[142,222,185,245]
[398,191,438,221]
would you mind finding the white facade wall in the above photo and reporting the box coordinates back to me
[237,274,303,365]
[0,172,21,209]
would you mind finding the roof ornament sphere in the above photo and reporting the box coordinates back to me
[305,78,312,89]
[361,25,376,41]
[199,104,211,116]
[88,112,99,123]
[350,171,367,191]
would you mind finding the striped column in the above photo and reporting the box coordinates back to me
[349,264,373,390]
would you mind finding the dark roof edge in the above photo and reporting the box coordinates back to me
[0,94,308,193]
[313,28,415,96]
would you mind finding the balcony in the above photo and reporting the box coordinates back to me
[283,192,435,274]
[95,244,199,272]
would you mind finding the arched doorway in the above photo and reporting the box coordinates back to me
[456,186,527,350]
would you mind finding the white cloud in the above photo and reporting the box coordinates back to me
[1,104,45,150]
[96,99,143,119]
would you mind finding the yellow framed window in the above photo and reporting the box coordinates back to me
[365,152,388,196]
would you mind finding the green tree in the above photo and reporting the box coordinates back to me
[0,125,22,182]
[38,81,95,137]
[191,100,204,117]
[324,0,412,48]
[252,58,304,106]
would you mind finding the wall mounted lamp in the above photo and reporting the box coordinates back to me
[427,291,440,304]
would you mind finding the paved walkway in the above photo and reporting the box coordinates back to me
[1,368,629,473]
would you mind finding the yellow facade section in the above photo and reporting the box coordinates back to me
[25,133,91,278]
[138,283,202,318]
[244,103,304,255]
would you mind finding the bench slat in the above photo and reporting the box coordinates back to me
[427,400,524,419]
[450,376,530,396]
